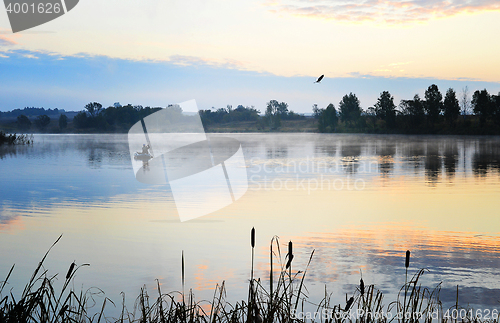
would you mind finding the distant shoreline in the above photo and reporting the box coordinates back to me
[0,118,319,134]
[3,116,500,136]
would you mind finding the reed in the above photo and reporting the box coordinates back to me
[182,250,185,306]
[247,227,256,323]
[0,232,493,323]
[404,250,411,323]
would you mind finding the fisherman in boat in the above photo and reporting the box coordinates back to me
[141,144,150,155]
[138,144,152,169]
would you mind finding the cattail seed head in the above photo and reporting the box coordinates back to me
[288,241,293,257]
[285,254,294,269]
[360,278,365,296]
[251,227,255,248]
[181,250,185,288]
[66,262,76,280]
[405,250,411,268]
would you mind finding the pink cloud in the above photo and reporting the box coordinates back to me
[168,55,248,70]
[0,35,17,47]
[266,0,500,23]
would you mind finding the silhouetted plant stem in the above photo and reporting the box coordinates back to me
[182,250,185,307]
[404,250,411,323]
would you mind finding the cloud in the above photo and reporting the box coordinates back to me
[0,35,17,47]
[1,48,499,114]
[22,54,39,59]
[168,55,249,70]
[266,0,500,23]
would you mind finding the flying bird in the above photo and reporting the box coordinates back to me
[314,74,324,83]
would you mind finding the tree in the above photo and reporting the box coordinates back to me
[460,86,471,117]
[493,92,500,126]
[84,102,103,117]
[17,114,31,130]
[339,93,362,125]
[374,91,396,128]
[233,105,260,121]
[424,84,443,125]
[443,88,460,125]
[472,89,493,126]
[59,114,68,130]
[73,111,89,129]
[265,100,285,130]
[34,115,51,130]
[399,94,425,130]
[317,103,338,132]
[312,104,320,119]
[409,94,425,119]
[277,102,289,116]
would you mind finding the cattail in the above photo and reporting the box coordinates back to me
[360,278,365,296]
[345,296,354,311]
[285,254,294,269]
[251,227,255,248]
[66,262,76,279]
[286,241,293,269]
[405,250,411,268]
[181,251,185,291]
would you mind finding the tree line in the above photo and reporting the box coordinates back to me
[71,103,163,131]
[314,85,500,134]
[72,103,297,131]
[45,101,303,131]
[4,84,500,134]
[199,101,303,130]
[0,107,65,119]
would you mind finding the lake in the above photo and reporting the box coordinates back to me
[1,133,500,316]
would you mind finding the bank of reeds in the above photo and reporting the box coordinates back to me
[0,131,34,145]
[0,231,495,323]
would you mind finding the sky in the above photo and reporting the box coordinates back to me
[1,0,500,113]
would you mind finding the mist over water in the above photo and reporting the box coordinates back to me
[1,133,500,314]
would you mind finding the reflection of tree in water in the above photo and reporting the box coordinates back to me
[443,141,458,179]
[400,141,425,175]
[88,148,104,169]
[341,141,362,174]
[0,145,32,160]
[315,144,336,157]
[425,143,442,185]
[472,141,500,177]
[266,146,288,159]
[78,138,130,169]
[376,142,396,177]
[0,136,130,167]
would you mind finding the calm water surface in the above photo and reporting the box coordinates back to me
[1,133,500,314]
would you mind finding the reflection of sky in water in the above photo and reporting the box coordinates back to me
[287,225,500,307]
[1,134,500,314]
[0,135,173,220]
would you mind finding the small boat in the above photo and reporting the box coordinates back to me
[134,152,153,160]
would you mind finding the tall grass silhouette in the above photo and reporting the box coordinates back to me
[0,231,489,323]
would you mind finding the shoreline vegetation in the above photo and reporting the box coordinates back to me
[0,131,34,146]
[2,85,500,136]
[0,230,494,323]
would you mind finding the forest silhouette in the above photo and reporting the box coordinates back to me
[2,84,500,135]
